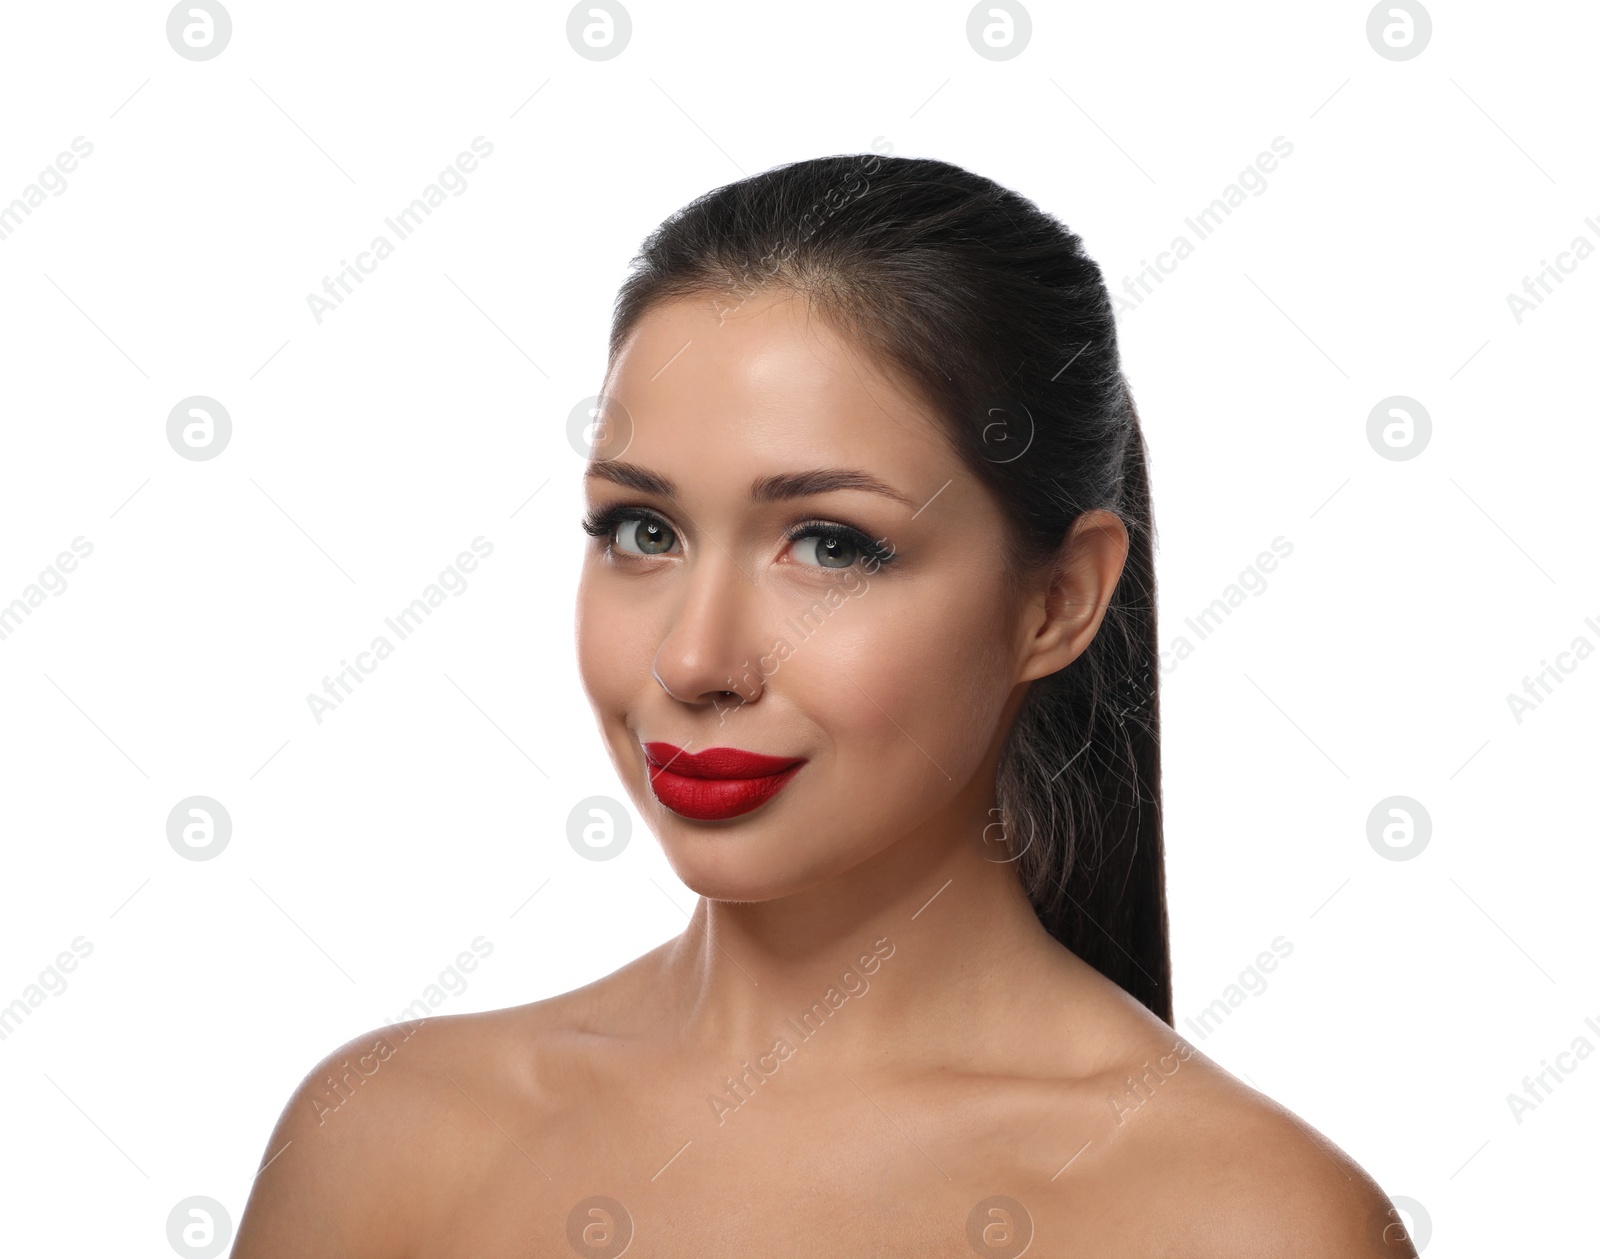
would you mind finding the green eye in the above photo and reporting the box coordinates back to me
[583,506,679,557]
[583,504,896,572]
[784,521,897,572]
[789,530,860,570]
[614,516,676,556]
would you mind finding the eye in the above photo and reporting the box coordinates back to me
[785,522,897,572]
[582,505,679,557]
[788,528,862,570]
[583,505,896,572]
[614,515,677,556]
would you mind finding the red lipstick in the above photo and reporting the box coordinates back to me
[641,742,807,821]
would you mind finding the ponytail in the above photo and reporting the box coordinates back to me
[996,407,1172,1023]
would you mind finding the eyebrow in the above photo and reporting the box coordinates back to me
[584,460,918,509]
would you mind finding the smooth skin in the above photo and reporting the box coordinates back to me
[233,290,1415,1258]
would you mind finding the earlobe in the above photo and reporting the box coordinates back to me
[1016,510,1129,684]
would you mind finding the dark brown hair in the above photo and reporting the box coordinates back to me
[607,153,1172,1023]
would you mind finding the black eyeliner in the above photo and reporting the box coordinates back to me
[782,519,897,569]
[582,503,896,570]
[580,502,667,538]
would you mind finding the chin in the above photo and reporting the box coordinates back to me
[653,825,845,904]
[656,834,796,903]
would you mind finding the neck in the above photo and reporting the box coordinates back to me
[649,785,1081,1077]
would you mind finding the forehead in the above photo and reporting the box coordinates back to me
[600,290,954,478]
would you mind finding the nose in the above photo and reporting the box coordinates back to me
[651,545,764,708]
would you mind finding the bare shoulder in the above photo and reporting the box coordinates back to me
[230,997,569,1259]
[1172,1065,1410,1256]
[1076,1026,1415,1258]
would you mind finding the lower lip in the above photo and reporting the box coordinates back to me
[645,762,805,821]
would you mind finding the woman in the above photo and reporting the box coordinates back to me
[235,154,1416,1257]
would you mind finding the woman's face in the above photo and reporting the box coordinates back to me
[575,289,1050,901]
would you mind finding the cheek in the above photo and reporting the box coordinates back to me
[784,578,1016,779]
[575,573,650,714]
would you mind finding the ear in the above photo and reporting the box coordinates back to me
[1015,509,1130,684]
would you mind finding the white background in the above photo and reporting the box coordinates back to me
[0,1,1595,1254]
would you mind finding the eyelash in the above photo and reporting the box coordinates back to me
[580,503,898,571]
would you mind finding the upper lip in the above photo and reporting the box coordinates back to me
[642,742,806,779]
